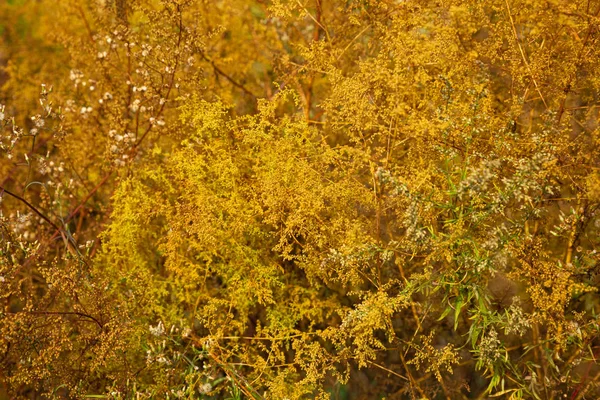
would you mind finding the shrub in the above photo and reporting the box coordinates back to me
[1,0,600,398]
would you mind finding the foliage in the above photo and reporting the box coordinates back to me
[1,0,600,398]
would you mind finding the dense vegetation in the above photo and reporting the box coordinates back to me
[1,0,600,398]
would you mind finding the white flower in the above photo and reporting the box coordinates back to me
[149,321,165,336]
[131,99,141,112]
[199,383,212,394]
[156,355,169,364]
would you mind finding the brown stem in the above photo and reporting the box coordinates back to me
[199,52,259,100]
[76,6,96,43]
[571,346,600,400]
[399,349,428,398]
[11,310,103,330]
[135,6,184,148]
[0,185,62,235]
[557,5,600,125]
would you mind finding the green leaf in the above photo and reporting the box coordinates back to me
[438,304,452,321]
[489,388,517,397]
[454,296,464,330]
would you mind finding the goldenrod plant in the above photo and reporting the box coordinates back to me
[1,0,600,398]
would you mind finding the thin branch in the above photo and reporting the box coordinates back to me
[199,52,259,100]
[504,0,548,109]
[367,360,409,381]
[556,4,600,124]
[11,310,103,330]
[135,6,185,148]
[0,185,62,234]
[76,5,96,43]
[295,0,331,42]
